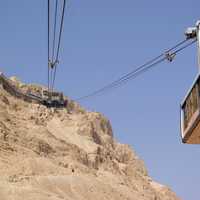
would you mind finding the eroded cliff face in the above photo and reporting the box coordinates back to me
[0,77,180,200]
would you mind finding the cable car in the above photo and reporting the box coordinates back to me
[181,74,200,143]
[41,89,67,108]
[180,20,200,144]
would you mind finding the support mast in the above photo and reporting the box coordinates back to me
[196,21,200,71]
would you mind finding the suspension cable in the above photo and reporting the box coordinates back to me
[105,39,197,94]
[47,0,66,95]
[55,0,66,63]
[75,39,196,101]
[47,0,50,93]
[50,0,58,94]
[52,0,66,91]
[52,0,58,62]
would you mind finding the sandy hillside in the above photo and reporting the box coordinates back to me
[0,77,180,200]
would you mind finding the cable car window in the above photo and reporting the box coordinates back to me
[183,84,199,129]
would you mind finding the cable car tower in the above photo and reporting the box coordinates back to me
[181,20,200,144]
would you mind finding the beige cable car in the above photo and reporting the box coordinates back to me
[181,74,200,143]
[181,21,200,144]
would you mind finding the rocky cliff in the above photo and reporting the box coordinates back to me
[0,76,180,200]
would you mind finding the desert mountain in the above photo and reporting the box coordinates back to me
[0,75,180,200]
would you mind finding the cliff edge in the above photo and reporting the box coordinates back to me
[0,76,180,200]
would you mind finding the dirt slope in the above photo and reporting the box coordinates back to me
[0,77,180,200]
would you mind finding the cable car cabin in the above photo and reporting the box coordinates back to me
[41,89,67,108]
[181,74,200,144]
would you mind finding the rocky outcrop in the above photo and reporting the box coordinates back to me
[0,76,180,200]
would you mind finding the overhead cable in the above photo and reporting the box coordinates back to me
[47,0,66,94]
[52,0,66,91]
[47,0,50,92]
[75,39,196,101]
[52,0,58,62]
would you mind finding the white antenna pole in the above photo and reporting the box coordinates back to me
[196,21,200,72]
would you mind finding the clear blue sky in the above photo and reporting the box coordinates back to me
[0,1,199,199]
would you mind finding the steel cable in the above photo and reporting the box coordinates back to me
[52,0,58,63]
[52,0,66,91]
[75,39,196,101]
[47,0,50,93]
